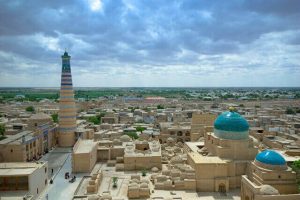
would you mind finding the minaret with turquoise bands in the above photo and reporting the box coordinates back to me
[58,51,76,147]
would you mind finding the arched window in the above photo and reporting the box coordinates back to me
[177,131,183,136]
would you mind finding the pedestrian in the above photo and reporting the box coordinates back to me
[51,168,54,175]
[50,179,53,184]
[46,194,48,200]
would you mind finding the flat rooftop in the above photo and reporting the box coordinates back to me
[185,141,205,153]
[188,152,227,164]
[0,131,34,145]
[0,162,46,176]
[74,139,97,154]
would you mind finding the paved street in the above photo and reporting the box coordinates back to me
[38,148,88,200]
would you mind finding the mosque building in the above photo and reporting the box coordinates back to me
[186,108,258,192]
[241,150,300,200]
[58,51,77,147]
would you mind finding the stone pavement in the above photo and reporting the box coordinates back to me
[37,148,88,200]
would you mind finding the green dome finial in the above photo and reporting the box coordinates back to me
[229,106,236,112]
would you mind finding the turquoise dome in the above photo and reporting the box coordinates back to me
[214,111,249,140]
[255,150,286,165]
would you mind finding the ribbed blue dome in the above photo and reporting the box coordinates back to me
[214,111,249,132]
[256,150,286,165]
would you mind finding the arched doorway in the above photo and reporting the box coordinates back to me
[218,183,226,193]
[177,138,184,143]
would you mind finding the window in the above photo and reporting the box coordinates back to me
[278,175,281,179]
[177,131,183,136]
[10,149,13,153]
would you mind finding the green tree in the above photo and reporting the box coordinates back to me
[26,106,35,112]
[286,107,296,115]
[125,132,139,139]
[87,116,100,125]
[0,124,6,140]
[87,112,106,125]
[51,113,58,123]
[291,159,300,192]
[112,177,118,188]
[157,105,164,109]
[0,124,5,136]
[136,126,146,133]
[142,169,147,177]
[292,160,300,171]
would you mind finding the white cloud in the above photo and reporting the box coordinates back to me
[88,0,103,12]
[34,34,62,52]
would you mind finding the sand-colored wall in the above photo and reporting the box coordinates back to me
[255,194,300,200]
[72,144,97,173]
[124,155,162,170]
[241,173,300,200]
[191,113,216,127]
[28,163,48,200]
[205,133,257,160]
[250,162,298,194]
[0,144,26,162]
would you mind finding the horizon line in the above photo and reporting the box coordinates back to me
[0,86,300,89]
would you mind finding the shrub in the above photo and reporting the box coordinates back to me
[26,106,35,112]
[136,126,146,133]
[286,107,296,115]
[51,113,58,123]
[0,124,5,136]
[125,132,139,139]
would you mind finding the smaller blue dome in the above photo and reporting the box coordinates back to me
[256,150,286,165]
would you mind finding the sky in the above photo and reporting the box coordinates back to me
[0,0,300,87]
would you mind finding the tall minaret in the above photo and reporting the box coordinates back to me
[58,51,76,147]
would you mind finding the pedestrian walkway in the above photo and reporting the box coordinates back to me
[37,148,88,200]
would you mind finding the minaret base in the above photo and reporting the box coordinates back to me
[58,132,75,147]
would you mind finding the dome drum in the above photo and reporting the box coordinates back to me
[214,129,249,140]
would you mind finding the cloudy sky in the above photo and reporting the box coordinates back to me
[0,0,299,87]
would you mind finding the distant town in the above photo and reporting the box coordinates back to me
[1,86,300,101]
